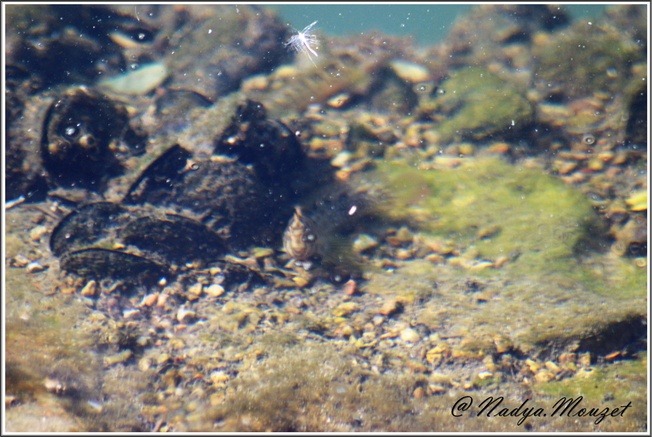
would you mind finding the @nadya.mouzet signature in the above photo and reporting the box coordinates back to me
[451,395,633,426]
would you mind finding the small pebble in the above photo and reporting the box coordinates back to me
[26,261,46,273]
[80,280,97,297]
[205,284,225,297]
[342,279,357,296]
[413,386,426,399]
[389,59,430,83]
[43,377,64,394]
[534,369,554,383]
[352,234,379,254]
[157,353,171,366]
[379,298,402,316]
[188,283,203,296]
[140,293,159,307]
[332,302,360,317]
[578,352,592,367]
[104,350,133,367]
[477,371,493,380]
[177,306,197,323]
[400,328,420,344]
[331,151,353,168]
[10,254,30,267]
[429,384,447,395]
[29,225,48,242]
[123,308,140,319]
[157,293,170,307]
[544,360,561,374]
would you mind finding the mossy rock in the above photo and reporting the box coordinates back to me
[425,67,533,143]
[368,157,645,359]
[534,357,648,431]
[376,157,606,280]
[533,21,644,101]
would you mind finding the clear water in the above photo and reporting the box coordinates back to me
[270,3,607,46]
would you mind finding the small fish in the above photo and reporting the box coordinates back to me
[283,206,320,262]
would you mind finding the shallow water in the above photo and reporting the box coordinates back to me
[270,4,607,46]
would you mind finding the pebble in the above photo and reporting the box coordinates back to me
[80,280,97,297]
[389,59,431,83]
[544,360,561,374]
[352,234,379,254]
[332,302,360,317]
[525,359,540,373]
[104,350,133,367]
[140,293,159,307]
[26,261,46,273]
[138,357,152,372]
[98,62,168,95]
[43,377,64,394]
[210,371,230,384]
[477,371,493,380]
[379,298,402,316]
[123,308,140,319]
[205,284,225,297]
[534,369,554,383]
[188,283,203,296]
[429,384,447,395]
[177,306,197,324]
[342,279,358,296]
[157,293,170,307]
[157,353,171,366]
[331,151,353,168]
[292,276,310,288]
[29,225,48,242]
[10,254,30,267]
[400,327,420,344]
[578,352,592,367]
[558,352,576,364]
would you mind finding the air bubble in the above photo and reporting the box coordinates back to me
[582,134,596,145]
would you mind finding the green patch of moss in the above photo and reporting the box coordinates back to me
[376,157,605,281]
[203,341,429,431]
[533,21,644,101]
[535,357,648,431]
[425,67,533,143]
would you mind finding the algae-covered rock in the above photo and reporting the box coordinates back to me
[365,156,645,363]
[533,18,645,102]
[534,357,647,432]
[423,67,533,143]
[376,156,604,278]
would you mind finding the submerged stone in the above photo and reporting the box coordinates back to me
[423,67,533,143]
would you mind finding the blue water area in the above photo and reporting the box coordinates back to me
[269,4,607,47]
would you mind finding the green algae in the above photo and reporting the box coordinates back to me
[533,20,644,101]
[363,157,645,362]
[534,357,648,431]
[202,340,429,432]
[375,157,606,282]
[423,67,533,143]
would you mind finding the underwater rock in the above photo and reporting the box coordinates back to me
[422,67,533,143]
[532,16,644,102]
[160,5,292,100]
[98,62,168,96]
[442,4,570,72]
[5,4,159,88]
